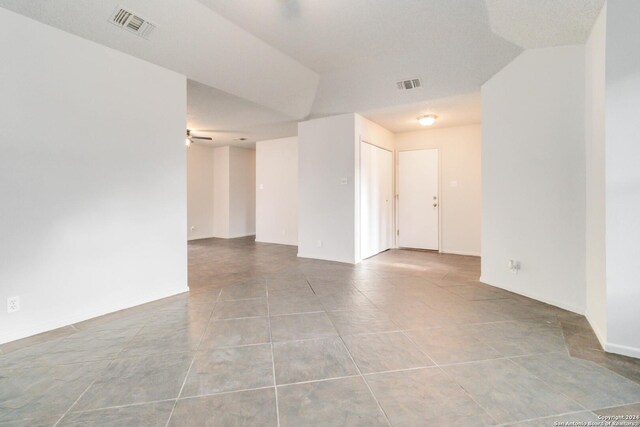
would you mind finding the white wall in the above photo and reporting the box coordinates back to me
[213,146,231,238]
[256,137,298,246]
[603,0,640,357]
[0,8,187,344]
[229,147,256,238]
[187,144,215,240]
[481,46,586,313]
[210,146,256,239]
[298,114,357,263]
[395,125,482,256]
[585,4,608,345]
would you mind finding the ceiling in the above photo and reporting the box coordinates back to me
[1,0,604,144]
[187,80,297,148]
[361,92,482,134]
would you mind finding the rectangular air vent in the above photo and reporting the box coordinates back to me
[396,78,422,91]
[109,7,156,39]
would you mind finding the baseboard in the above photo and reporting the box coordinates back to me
[441,249,481,257]
[297,252,357,265]
[227,233,256,239]
[187,235,215,242]
[479,275,585,315]
[0,286,188,345]
[605,341,640,359]
[584,311,607,349]
[255,239,297,247]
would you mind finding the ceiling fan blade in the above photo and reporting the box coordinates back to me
[187,129,239,133]
[192,136,213,140]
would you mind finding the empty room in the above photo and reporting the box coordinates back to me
[1,1,640,426]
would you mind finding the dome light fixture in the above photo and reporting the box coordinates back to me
[418,114,437,127]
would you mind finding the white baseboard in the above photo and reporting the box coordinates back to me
[0,286,188,345]
[584,311,607,350]
[479,275,585,315]
[187,235,215,241]
[255,239,297,247]
[441,249,481,257]
[297,252,356,265]
[227,233,256,239]
[605,341,640,359]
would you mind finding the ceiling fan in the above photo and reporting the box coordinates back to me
[186,129,212,147]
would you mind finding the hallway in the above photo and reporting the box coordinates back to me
[1,238,639,426]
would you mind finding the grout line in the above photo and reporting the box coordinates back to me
[178,385,276,401]
[589,399,640,413]
[265,281,281,427]
[276,373,362,388]
[399,329,500,425]
[504,357,590,412]
[50,324,152,426]
[164,298,216,427]
[164,357,196,427]
[52,376,100,427]
[490,409,597,426]
[267,310,327,318]
[60,398,178,415]
[324,310,393,426]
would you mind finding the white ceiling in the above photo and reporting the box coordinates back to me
[486,0,605,49]
[187,80,297,148]
[1,0,604,143]
[361,92,482,134]
[0,0,319,119]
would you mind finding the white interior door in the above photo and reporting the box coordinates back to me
[398,149,439,250]
[360,142,393,259]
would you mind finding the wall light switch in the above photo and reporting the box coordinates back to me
[340,177,348,185]
[316,240,323,247]
[450,180,458,187]
[259,184,264,190]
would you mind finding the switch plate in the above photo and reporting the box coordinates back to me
[316,240,323,247]
[450,180,458,187]
[259,184,264,190]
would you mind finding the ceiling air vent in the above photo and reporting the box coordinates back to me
[396,78,422,91]
[109,7,156,39]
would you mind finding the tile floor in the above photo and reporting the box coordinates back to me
[1,237,640,426]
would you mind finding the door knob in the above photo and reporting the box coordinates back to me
[433,203,438,208]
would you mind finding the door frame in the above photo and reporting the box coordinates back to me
[395,148,442,252]
[359,138,394,261]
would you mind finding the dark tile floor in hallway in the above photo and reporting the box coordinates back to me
[2,236,640,426]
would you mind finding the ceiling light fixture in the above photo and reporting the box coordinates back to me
[418,115,437,127]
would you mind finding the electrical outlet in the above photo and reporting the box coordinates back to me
[316,240,323,248]
[7,296,20,313]
[508,260,520,274]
